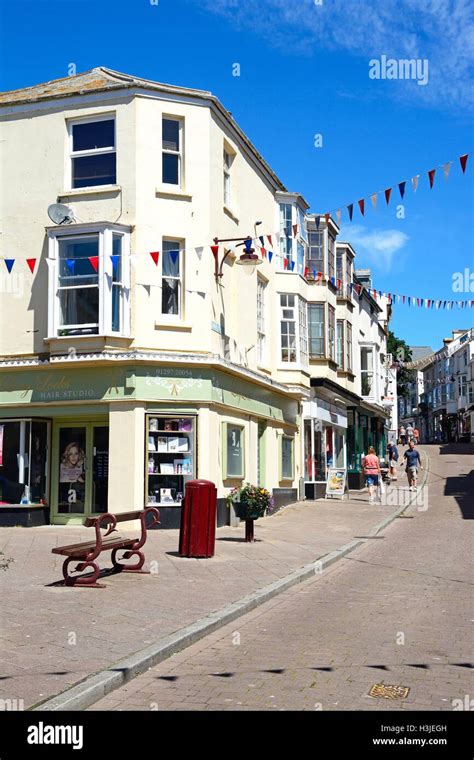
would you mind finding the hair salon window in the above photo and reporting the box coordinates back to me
[47,223,131,338]
[0,420,50,505]
[161,239,183,317]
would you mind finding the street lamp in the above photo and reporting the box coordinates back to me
[212,233,262,281]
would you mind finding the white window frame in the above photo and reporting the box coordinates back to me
[278,294,308,368]
[162,116,184,188]
[346,321,353,372]
[336,319,344,369]
[360,344,376,399]
[307,228,326,277]
[67,114,116,191]
[223,146,234,207]
[257,276,267,365]
[47,223,130,339]
[328,304,336,362]
[161,238,184,320]
[279,203,294,269]
[308,302,325,359]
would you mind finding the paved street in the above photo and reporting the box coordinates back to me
[0,469,408,709]
[90,444,474,711]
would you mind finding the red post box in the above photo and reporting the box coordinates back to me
[178,479,217,558]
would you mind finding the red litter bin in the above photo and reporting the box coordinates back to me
[178,479,217,558]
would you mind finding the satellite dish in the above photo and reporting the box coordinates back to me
[47,203,75,225]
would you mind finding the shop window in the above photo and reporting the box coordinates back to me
[223,423,245,479]
[0,420,49,505]
[334,430,345,467]
[281,436,294,481]
[146,415,196,506]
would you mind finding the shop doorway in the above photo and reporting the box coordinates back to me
[51,422,109,523]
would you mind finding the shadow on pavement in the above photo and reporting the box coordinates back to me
[444,471,474,519]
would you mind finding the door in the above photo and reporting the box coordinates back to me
[52,422,109,522]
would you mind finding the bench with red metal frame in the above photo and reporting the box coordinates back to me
[51,507,160,588]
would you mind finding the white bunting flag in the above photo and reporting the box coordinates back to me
[411,175,420,193]
[336,209,342,224]
[370,193,378,209]
[442,162,452,181]
[195,246,204,260]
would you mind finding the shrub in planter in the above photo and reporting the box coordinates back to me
[226,483,274,520]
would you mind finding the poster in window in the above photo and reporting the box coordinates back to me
[227,425,243,477]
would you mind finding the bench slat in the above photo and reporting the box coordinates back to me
[52,537,135,556]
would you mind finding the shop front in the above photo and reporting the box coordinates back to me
[0,359,300,528]
[303,394,347,500]
[347,404,389,489]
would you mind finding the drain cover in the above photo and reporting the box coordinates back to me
[369,681,410,700]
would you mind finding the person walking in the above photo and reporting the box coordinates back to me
[406,422,414,443]
[413,426,420,444]
[387,441,399,480]
[363,446,382,504]
[399,425,406,445]
[400,439,423,491]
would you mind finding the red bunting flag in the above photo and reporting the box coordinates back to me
[384,188,392,205]
[260,247,266,258]
[358,199,365,216]
[292,224,298,237]
[324,213,330,224]
[150,251,160,266]
[373,289,377,299]
[337,278,342,290]
[267,234,273,247]
[316,271,323,282]
[26,258,37,274]
[304,266,309,279]
[283,258,289,270]
[428,169,436,188]
[459,154,468,173]
[88,256,99,272]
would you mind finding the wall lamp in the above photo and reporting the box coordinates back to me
[212,232,262,281]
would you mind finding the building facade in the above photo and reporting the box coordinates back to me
[0,68,395,526]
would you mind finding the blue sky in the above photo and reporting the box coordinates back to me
[0,0,473,349]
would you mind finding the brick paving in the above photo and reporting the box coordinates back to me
[0,466,414,709]
[89,444,474,712]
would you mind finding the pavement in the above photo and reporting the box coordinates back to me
[88,443,474,712]
[0,446,439,711]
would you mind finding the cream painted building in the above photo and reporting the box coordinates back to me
[0,67,393,526]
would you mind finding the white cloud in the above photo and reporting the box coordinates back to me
[340,225,409,271]
[195,0,474,111]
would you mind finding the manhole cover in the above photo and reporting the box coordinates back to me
[368,681,410,700]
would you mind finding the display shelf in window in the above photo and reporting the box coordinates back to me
[145,415,196,506]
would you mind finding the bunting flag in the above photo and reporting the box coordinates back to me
[290,261,295,272]
[170,251,179,266]
[259,236,265,247]
[384,188,392,205]
[4,259,15,273]
[267,234,273,247]
[88,256,99,272]
[304,266,309,279]
[428,168,436,188]
[398,181,406,199]
[292,224,298,237]
[26,258,37,274]
[336,209,341,224]
[347,204,353,221]
[66,259,75,274]
[260,247,266,258]
[316,271,323,283]
[411,175,420,193]
[195,246,204,260]
[370,193,378,209]
[324,213,331,224]
[110,254,120,271]
[460,154,468,173]
[283,258,289,270]
[442,162,451,181]
[150,251,160,266]
[268,251,273,263]
[315,215,321,230]
[358,199,365,216]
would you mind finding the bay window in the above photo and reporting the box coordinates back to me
[279,203,293,265]
[307,230,324,275]
[346,322,353,372]
[361,346,375,397]
[279,294,308,365]
[161,239,183,317]
[308,303,325,358]
[328,305,336,362]
[337,320,344,368]
[328,234,335,280]
[47,223,131,338]
[69,116,116,189]
[336,251,344,295]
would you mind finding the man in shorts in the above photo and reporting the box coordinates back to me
[400,439,422,491]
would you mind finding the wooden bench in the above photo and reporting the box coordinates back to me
[51,508,160,588]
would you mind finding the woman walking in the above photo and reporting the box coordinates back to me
[363,446,382,504]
